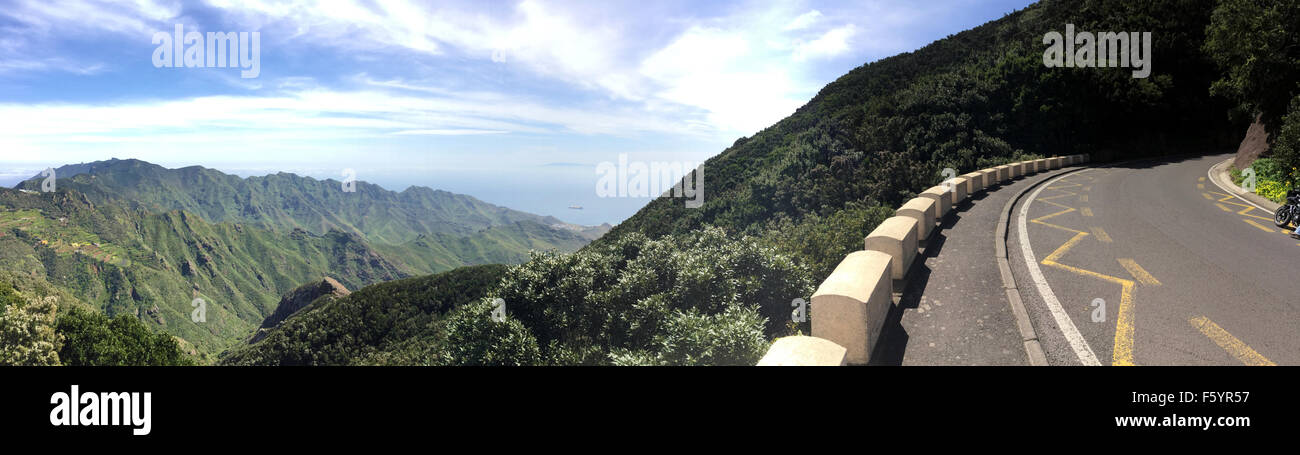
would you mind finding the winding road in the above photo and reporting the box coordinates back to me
[1009,154,1300,366]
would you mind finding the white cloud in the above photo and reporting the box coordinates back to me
[783,10,822,31]
[0,0,987,144]
[391,129,509,136]
[0,58,106,75]
[793,24,857,62]
[0,77,725,165]
[640,26,805,134]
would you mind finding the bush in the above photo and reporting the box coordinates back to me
[612,306,768,366]
[0,282,23,313]
[762,204,894,284]
[1255,180,1289,204]
[0,295,64,366]
[435,299,541,366]
[56,307,194,366]
[1270,95,1300,185]
[492,226,814,365]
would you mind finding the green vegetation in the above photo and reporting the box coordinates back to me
[231,228,808,366]
[221,264,509,365]
[0,293,63,366]
[0,156,599,359]
[1205,0,1300,182]
[1232,157,1292,203]
[602,0,1240,289]
[224,0,1284,366]
[1204,0,1300,132]
[55,307,195,366]
[1271,96,1300,186]
[0,279,194,366]
[485,227,811,365]
[15,158,600,251]
[16,0,1300,366]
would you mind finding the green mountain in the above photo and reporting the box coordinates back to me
[0,188,408,359]
[599,0,1243,279]
[18,158,604,246]
[13,0,1287,366]
[228,0,1268,366]
[1,159,605,360]
[221,264,509,366]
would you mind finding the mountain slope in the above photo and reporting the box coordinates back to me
[0,187,409,358]
[597,0,1243,280]
[19,158,603,245]
[221,264,509,365]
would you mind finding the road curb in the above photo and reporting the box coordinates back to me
[995,165,1091,366]
[1208,158,1282,213]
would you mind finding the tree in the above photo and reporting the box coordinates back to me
[0,282,23,313]
[0,295,64,366]
[1271,95,1300,185]
[55,307,194,366]
[436,299,541,366]
[492,226,814,365]
[1204,0,1300,129]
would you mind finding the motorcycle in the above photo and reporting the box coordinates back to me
[1274,189,1300,228]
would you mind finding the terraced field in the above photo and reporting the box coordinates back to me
[0,209,133,267]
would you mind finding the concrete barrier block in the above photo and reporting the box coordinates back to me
[995,165,1011,182]
[1010,162,1023,178]
[865,216,918,281]
[1081,153,1090,163]
[757,336,848,366]
[811,250,893,365]
[897,197,936,241]
[1033,159,1046,173]
[980,168,999,187]
[919,185,952,218]
[947,177,968,205]
[1053,157,1065,168]
[960,172,984,193]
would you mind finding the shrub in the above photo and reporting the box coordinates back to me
[0,295,64,366]
[56,307,194,366]
[1270,95,1300,185]
[435,299,541,366]
[611,306,768,366]
[1255,180,1289,204]
[492,226,814,365]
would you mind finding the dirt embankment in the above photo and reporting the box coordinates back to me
[1232,115,1271,170]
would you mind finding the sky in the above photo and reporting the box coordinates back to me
[0,0,1037,225]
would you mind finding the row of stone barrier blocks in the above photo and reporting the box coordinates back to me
[758,154,1089,365]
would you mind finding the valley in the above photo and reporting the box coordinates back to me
[0,160,606,360]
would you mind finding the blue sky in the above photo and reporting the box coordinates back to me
[0,0,1036,224]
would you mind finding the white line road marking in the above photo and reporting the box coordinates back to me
[1207,159,1272,213]
[1017,172,1103,366]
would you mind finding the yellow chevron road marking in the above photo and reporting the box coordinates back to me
[1090,226,1113,243]
[1243,218,1276,233]
[1039,232,1138,366]
[1118,259,1161,285]
[1189,317,1275,366]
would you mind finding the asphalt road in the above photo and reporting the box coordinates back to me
[875,167,1075,365]
[1009,153,1300,366]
